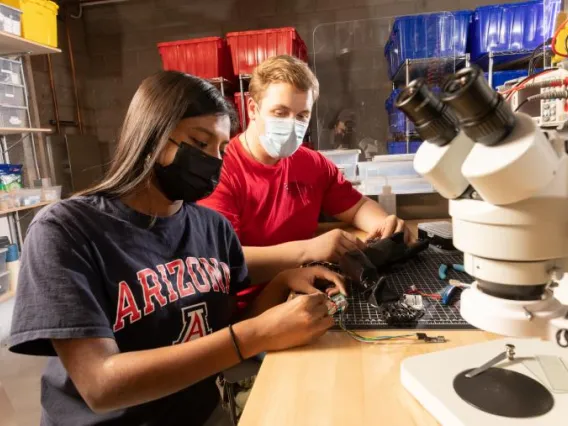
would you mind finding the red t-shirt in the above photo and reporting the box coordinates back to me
[199,136,363,305]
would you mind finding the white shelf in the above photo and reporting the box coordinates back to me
[0,31,60,56]
[0,201,53,215]
[0,127,52,135]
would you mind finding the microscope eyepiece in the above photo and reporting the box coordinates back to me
[441,66,516,146]
[395,79,458,146]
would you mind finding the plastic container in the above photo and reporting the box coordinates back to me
[0,247,6,273]
[319,149,360,167]
[0,3,21,36]
[6,243,18,294]
[226,27,308,75]
[5,188,41,208]
[360,155,418,179]
[359,175,433,195]
[41,185,61,201]
[378,184,396,215]
[385,89,413,135]
[0,58,22,85]
[24,0,58,47]
[484,69,541,90]
[469,0,561,62]
[385,11,472,79]
[9,0,59,47]
[0,82,25,107]
[337,163,357,181]
[157,37,234,80]
[234,91,250,130]
[0,105,27,128]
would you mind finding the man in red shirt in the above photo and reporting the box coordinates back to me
[200,55,408,306]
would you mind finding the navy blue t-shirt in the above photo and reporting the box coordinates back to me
[9,195,249,426]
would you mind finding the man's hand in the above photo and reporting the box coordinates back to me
[365,215,411,243]
[305,229,366,263]
[275,265,347,297]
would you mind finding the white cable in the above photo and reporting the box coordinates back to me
[70,4,83,19]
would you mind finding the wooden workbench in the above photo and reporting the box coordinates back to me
[240,220,500,426]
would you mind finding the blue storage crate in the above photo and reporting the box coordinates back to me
[385,88,441,135]
[385,89,414,135]
[387,141,407,154]
[470,0,561,63]
[385,11,472,80]
[484,69,531,89]
[410,141,423,153]
[387,141,423,154]
[386,90,407,134]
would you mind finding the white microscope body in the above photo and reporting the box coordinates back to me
[397,67,568,346]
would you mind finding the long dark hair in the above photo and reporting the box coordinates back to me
[81,71,235,197]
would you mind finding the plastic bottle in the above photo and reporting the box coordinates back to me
[6,244,19,293]
[378,179,397,216]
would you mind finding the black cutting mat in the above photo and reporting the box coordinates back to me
[336,248,476,330]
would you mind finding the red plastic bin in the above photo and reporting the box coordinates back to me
[234,92,251,131]
[157,37,233,80]
[226,27,308,75]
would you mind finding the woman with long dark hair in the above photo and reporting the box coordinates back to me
[8,71,344,426]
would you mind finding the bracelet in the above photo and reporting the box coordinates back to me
[228,324,244,362]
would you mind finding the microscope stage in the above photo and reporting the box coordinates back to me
[401,338,568,426]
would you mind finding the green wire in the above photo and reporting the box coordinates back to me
[338,312,415,343]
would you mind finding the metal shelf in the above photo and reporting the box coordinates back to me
[0,31,61,56]
[474,49,537,88]
[209,77,234,96]
[0,201,53,215]
[473,49,535,70]
[0,127,52,135]
[392,55,469,86]
[237,74,252,128]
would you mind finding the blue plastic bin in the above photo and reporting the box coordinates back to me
[410,141,423,153]
[484,69,533,89]
[385,88,441,135]
[387,141,423,154]
[385,89,414,135]
[385,11,472,79]
[470,0,561,63]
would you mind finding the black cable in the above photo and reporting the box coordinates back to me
[556,329,568,348]
[515,98,530,112]
[527,39,552,75]
[528,42,546,74]
[529,50,553,75]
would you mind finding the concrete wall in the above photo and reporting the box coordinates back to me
[74,0,521,151]
[30,16,96,137]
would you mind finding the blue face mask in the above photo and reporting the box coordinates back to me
[258,115,310,159]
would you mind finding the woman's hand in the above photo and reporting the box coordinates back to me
[275,265,347,296]
[253,293,334,352]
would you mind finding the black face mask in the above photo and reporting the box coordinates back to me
[154,139,222,203]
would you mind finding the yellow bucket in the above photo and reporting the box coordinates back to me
[1,0,58,47]
[0,1,20,8]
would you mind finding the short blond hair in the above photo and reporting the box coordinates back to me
[249,55,320,103]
